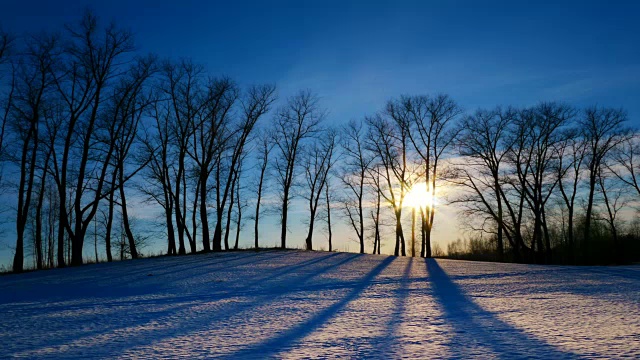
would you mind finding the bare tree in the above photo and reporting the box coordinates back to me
[555,127,587,263]
[339,119,373,254]
[253,129,274,249]
[273,90,324,249]
[455,107,517,261]
[49,12,135,266]
[212,84,275,251]
[366,113,412,256]
[0,29,14,168]
[395,95,461,258]
[301,128,337,250]
[140,94,177,256]
[507,103,574,263]
[596,165,629,263]
[107,57,156,260]
[10,34,57,272]
[188,77,239,252]
[581,107,630,247]
[609,135,640,197]
[162,60,205,255]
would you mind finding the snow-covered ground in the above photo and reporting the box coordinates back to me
[0,250,639,359]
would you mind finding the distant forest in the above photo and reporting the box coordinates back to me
[1,12,638,272]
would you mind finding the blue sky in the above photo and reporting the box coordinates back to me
[1,0,639,266]
[2,0,639,119]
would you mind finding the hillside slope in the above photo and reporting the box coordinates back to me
[1,250,639,359]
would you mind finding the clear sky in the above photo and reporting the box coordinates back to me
[1,0,639,266]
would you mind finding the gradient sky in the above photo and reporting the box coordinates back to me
[1,0,639,266]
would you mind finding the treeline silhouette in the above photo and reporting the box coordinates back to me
[1,13,638,272]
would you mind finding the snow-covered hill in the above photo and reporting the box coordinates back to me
[1,250,639,359]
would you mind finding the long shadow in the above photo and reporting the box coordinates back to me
[4,252,355,358]
[220,256,395,359]
[0,250,274,290]
[92,252,363,358]
[376,257,412,357]
[226,252,342,291]
[426,259,582,359]
[0,251,291,306]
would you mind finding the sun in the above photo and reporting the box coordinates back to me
[404,182,437,210]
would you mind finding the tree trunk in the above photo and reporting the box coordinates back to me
[119,165,138,259]
[224,170,238,251]
[254,164,266,249]
[584,170,597,249]
[326,185,333,252]
[165,193,176,255]
[104,171,117,262]
[411,207,416,257]
[14,125,39,272]
[234,179,242,250]
[199,172,210,252]
[495,178,504,262]
[305,209,316,251]
[280,188,289,249]
[420,208,426,258]
[34,161,49,270]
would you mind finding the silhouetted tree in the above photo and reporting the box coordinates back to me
[10,34,57,272]
[49,12,135,266]
[212,84,275,251]
[609,135,640,197]
[301,128,337,250]
[339,119,373,254]
[141,93,177,256]
[597,163,629,263]
[507,103,574,263]
[0,29,14,173]
[455,107,517,261]
[273,90,324,249]
[366,112,412,256]
[253,129,274,249]
[581,107,630,247]
[555,126,587,263]
[107,57,156,260]
[397,94,462,258]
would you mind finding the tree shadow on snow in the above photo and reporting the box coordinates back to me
[426,259,583,359]
[92,252,362,358]
[363,257,413,358]
[0,251,289,305]
[0,251,329,357]
[219,256,396,359]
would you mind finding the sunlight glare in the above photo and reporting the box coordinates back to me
[405,182,437,210]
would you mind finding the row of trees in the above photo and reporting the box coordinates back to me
[1,14,638,272]
[453,104,638,264]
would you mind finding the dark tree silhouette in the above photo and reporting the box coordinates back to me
[455,107,517,262]
[49,13,135,266]
[273,90,324,249]
[396,95,462,258]
[581,107,630,248]
[339,119,373,254]
[253,129,274,249]
[366,113,412,257]
[213,84,274,252]
[11,34,57,272]
[301,128,337,251]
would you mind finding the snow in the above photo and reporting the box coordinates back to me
[1,250,639,359]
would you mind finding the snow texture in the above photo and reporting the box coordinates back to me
[1,250,639,359]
